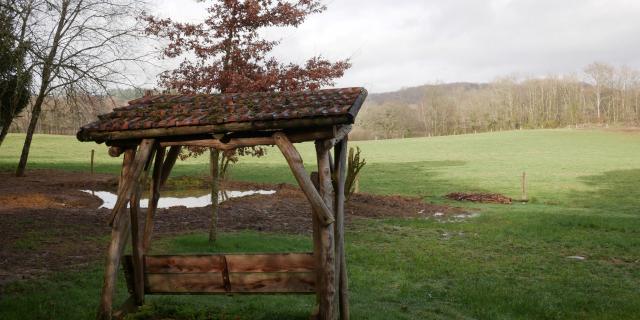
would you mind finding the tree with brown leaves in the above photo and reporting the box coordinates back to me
[144,0,351,94]
[144,0,351,242]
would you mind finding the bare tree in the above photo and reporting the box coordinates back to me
[10,0,148,176]
[584,62,614,121]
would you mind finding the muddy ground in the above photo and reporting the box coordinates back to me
[0,169,469,288]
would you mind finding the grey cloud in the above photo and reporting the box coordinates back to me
[149,0,640,92]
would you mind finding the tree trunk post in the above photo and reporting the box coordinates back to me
[334,138,350,320]
[315,140,338,320]
[209,148,220,243]
[142,146,166,253]
[129,166,147,307]
[108,139,155,227]
[159,146,180,186]
[96,148,135,320]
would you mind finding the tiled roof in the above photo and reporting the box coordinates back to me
[77,87,367,142]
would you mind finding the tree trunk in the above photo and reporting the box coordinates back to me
[15,0,69,177]
[0,123,10,147]
[15,94,44,176]
[209,148,220,243]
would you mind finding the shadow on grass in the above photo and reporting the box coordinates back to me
[570,168,640,215]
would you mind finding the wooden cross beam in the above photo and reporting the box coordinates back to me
[108,139,156,226]
[273,132,335,225]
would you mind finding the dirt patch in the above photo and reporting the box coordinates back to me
[0,169,470,288]
[446,192,512,204]
[0,170,115,212]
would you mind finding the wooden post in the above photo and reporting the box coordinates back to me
[315,140,337,320]
[129,185,144,307]
[91,149,95,175]
[273,132,335,225]
[522,171,528,201]
[310,171,322,317]
[97,149,135,320]
[108,139,156,226]
[142,147,166,253]
[129,153,152,307]
[209,148,220,243]
[334,138,350,320]
[159,146,180,187]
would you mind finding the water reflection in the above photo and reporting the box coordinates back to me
[81,189,275,209]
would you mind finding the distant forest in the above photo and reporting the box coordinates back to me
[9,63,640,139]
[8,89,136,135]
[353,62,640,140]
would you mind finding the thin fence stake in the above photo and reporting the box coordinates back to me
[91,149,95,175]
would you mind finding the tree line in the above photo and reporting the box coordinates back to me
[353,62,640,140]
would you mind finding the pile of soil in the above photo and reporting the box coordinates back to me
[446,192,512,204]
[0,169,470,287]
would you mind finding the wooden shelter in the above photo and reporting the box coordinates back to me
[77,87,368,320]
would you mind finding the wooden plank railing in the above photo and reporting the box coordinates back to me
[123,253,316,295]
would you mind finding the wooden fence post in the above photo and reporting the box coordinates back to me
[315,140,338,320]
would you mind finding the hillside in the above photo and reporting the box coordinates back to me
[366,82,487,106]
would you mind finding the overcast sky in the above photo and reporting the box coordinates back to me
[148,0,640,93]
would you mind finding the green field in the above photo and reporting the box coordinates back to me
[1,129,640,319]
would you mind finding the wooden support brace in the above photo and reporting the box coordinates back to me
[96,149,135,320]
[142,147,166,253]
[130,156,151,307]
[273,132,335,225]
[159,146,180,187]
[108,139,156,226]
[159,127,339,149]
[320,125,352,151]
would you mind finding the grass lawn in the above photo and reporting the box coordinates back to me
[1,129,640,319]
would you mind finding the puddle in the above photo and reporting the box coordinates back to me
[81,189,276,209]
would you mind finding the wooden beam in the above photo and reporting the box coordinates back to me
[130,154,151,306]
[139,253,314,273]
[159,146,180,187]
[158,128,338,149]
[108,146,124,157]
[80,116,351,142]
[108,139,156,226]
[334,138,350,320]
[273,132,334,225]
[122,253,316,294]
[96,149,135,320]
[142,146,165,253]
[144,273,315,294]
[315,140,338,320]
[320,125,352,150]
[310,171,323,318]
